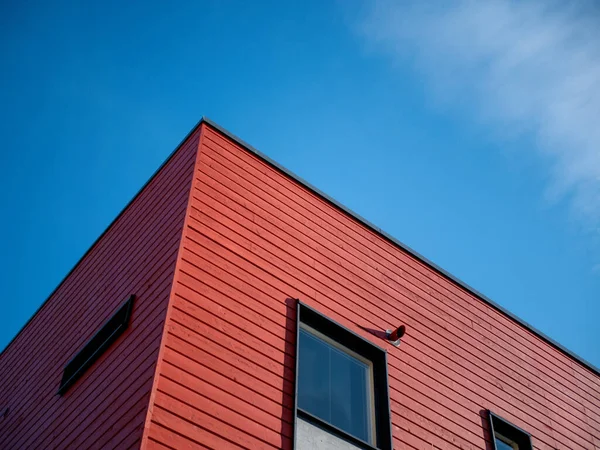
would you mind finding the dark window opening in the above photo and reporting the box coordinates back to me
[294,301,392,450]
[489,411,533,450]
[58,295,135,395]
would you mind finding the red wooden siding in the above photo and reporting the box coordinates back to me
[0,127,200,450]
[4,118,597,450]
[143,122,600,450]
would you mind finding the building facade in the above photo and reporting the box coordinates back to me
[1,118,599,450]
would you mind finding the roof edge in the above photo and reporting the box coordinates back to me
[201,117,600,378]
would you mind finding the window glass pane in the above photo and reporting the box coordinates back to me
[298,328,372,443]
[495,437,517,450]
[298,330,331,422]
[330,346,370,442]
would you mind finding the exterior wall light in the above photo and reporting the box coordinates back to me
[385,325,406,347]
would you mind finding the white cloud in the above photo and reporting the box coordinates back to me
[358,0,600,229]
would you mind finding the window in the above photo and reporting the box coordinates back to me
[489,411,533,450]
[58,294,135,395]
[294,301,392,450]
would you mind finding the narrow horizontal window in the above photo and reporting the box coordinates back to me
[294,301,392,450]
[489,411,533,450]
[58,294,135,395]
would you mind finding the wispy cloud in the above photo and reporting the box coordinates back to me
[357,0,600,229]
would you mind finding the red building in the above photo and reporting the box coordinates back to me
[1,118,599,450]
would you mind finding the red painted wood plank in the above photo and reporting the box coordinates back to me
[158,372,291,445]
[175,262,293,356]
[148,420,218,450]
[179,243,294,321]
[162,348,292,422]
[165,333,293,410]
[177,270,291,341]
[62,379,152,450]
[168,306,294,384]
[146,437,180,450]
[86,394,149,450]
[172,290,292,363]
[153,392,286,450]
[165,320,292,399]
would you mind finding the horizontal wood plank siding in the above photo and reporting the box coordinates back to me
[0,127,200,450]
[147,122,599,450]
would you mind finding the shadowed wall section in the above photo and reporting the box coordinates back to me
[0,126,200,450]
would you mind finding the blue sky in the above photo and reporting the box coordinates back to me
[1,1,598,368]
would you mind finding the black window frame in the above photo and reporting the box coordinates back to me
[489,410,533,450]
[58,294,135,395]
[294,300,393,450]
